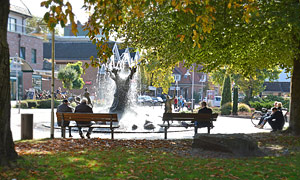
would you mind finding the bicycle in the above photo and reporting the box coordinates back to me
[250,108,268,126]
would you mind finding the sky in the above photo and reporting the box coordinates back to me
[13,0,89,23]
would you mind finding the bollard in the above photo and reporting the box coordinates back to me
[21,114,33,140]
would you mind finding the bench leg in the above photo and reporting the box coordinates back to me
[207,127,210,134]
[194,125,198,135]
[164,127,168,139]
[111,129,114,140]
[61,126,66,138]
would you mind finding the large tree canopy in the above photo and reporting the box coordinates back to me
[41,0,300,134]
[210,67,282,103]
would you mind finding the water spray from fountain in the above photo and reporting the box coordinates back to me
[96,43,140,118]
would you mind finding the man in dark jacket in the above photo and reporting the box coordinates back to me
[266,107,285,132]
[75,98,93,139]
[57,99,73,137]
[195,101,213,134]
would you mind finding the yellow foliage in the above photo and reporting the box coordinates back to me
[171,0,176,7]
[179,35,185,42]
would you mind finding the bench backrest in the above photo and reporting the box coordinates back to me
[163,113,218,121]
[56,112,118,122]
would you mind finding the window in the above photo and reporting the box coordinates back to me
[173,74,181,81]
[7,17,17,32]
[31,49,36,63]
[20,47,25,60]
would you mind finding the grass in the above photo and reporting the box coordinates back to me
[1,137,300,179]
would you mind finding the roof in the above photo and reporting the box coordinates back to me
[44,42,99,60]
[263,82,290,93]
[10,0,32,17]
[43,41,136,61]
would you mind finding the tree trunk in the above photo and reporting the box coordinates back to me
[289,58,300,135]
[0,0,19,166]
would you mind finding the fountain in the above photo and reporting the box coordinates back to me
[94,44,192,134]
[96,43,139,118]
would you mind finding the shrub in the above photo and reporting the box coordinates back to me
[221,75,232,106]
[20,101,28,108]
[232,87,238,115]
[37,99,61,108]
[211,107,221,114]
[249,95,290,111]
[249,101,273,111]
[238,103,251,112]
[221,102,232,115]
[37,99,51,108]
[27,100,37,108]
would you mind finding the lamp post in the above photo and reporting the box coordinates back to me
[50,28,55,139]
[185,64,195,110]
[12,57,23,114]
[192,64,194,110]
[176,80,179,97]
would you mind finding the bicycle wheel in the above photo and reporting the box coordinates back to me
[251,111,262,126]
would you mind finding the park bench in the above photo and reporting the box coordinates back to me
[56,112,119,139]
[158,113,218,139]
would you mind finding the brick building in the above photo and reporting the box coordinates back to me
[8,0,44,100]
[170,63,215,102]
[43,34,119,97]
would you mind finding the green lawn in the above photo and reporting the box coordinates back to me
[1,136,299,179]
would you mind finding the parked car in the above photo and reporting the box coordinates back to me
[213,96,221,107]
[160,94,167,102]
[157,97,164,103]
[151,97,158,104]
[137,95,153,106]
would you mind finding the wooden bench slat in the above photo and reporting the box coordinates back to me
[160,113,218,139]
[56,112,119,139]
[56,113,118,122]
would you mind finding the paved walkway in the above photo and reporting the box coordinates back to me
[10,105,288,141]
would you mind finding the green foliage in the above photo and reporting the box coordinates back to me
[210,106,221,114]
[232,87,238,115]
[58,67,77,90]
[249,95,290,111]
[37,99,60,108]
[57,62,85,90]
[221,102,232,115]
[249,101,274,111]
[221,75,232,107]
[20,101,28,108]
[72,78,84,90]
[238,103,251,113]
[210,68,281,101]
[27,100,37,108]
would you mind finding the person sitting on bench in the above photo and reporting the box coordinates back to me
[75,98,93,139]
[195,101,213,134]
[57,99,73,137]
[265,107,285,132]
